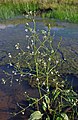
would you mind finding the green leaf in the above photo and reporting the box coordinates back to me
[54,90,60,100]
[42,101,47,111]
[56,117,62,120]
[44,95,50,104]
[28,111,43,120]
[61,113,69,120]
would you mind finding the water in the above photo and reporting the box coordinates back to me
[0,17,78,120]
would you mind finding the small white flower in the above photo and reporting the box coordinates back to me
[67,90,70,92]
[64,58,66,61]
[38,59,41,62]
[32,51,34,54]
[10,80,12,83]
[47,89,49,92]
[9,63,12,66]
[12,71,15,74]
[16,43,19,45]
[16,79,19,81]
[41,53,43,55]
[16,46,19,49]
[36,78,39,81]
[31,42,34,46]
[46,86,49,92]
[2,78,6,84]
[31,40,34,43]
[29,104,31,106]
[51,50,54,53]
[8,53,12,58]
[56,60,59,64]
[27,46,30,49]
[25,29,28,32]
[18,53,21,55]
[48,58,51,61]
[61,85,64,87]
[15,43,19,49]
[25,15,28,18]
[43,35,47,39]
[44,62,46,67]
[46,86,48,89]
[42,82,45,85]
[14,72,17,75]
[26,35,29,38]
[3,81,6,84]
[20,74,23,77]
[38,51,40,54]
[50,40,52,43]
[42,30,46,34]
[32,30,36,34]
[22,112,24,115]
[51,71,53,75]
[26,23,29,26]
[25,91,27,94]
[58,74,60,77]
[56,82,58,85]
[55,71,58,74]
[72,99,74,102]
[30,11,32,14]
[2,78,4,81]
[73,102,76,106]
[62,81,65,83]
[33,19,35,22]
[53,79,56,81]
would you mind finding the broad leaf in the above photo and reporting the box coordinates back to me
[42,101,47,111]
[44,95,50,104]
[61,113,69,120]
[56,117,62,120]
[28,111,43,120]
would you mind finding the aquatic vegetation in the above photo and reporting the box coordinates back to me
[2,18,78,120]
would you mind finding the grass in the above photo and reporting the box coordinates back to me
[41,4,78,23]
[0,1,39,19]
[0,0,78,22]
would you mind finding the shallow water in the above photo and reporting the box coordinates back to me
[0,16,78,120]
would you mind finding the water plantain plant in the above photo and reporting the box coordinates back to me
[2,19,78,120]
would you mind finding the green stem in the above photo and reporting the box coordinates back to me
[46,72,49,89]
[13,92,50,117]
